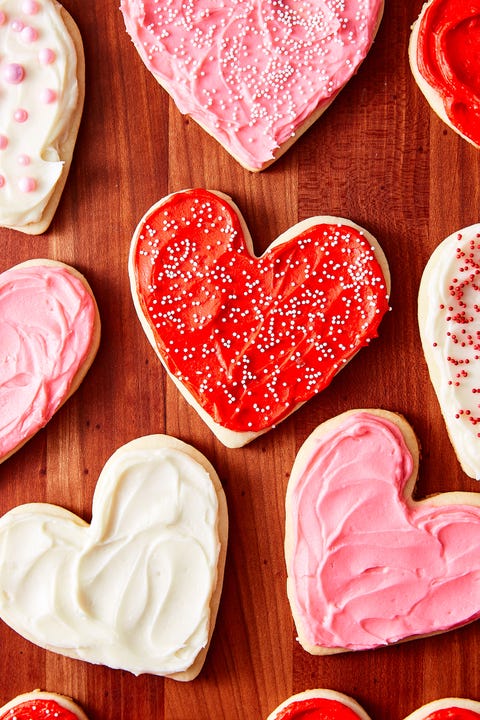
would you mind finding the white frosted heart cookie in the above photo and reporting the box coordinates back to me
[0,0,85,234]
[0,691,89,720]
[418,224,480,479]
[0,259,100,464]
[285,408,480,655]
[0,435,228,680]
[120,0,384,171]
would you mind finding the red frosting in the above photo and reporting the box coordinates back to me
[273,698,363,720]
[416,0,480,145]
[0,699,79,720]
[424,710,480,720]
[132,189,389,433]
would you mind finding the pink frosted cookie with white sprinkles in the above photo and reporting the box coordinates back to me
[0,691,89,720]
[0,0,84,234]
[120,0,384,171]
[129,188,390,448]
[418,224,480,479]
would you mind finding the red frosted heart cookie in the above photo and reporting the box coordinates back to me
[0,260,100,464]
[267,691,480,720]
[0,691,89,720]
[267,689,372,720]
[120,0,384,171]
[409,0,480,148]
[285,409,480,655]
[129,189,390,447]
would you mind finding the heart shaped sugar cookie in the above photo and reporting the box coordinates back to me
[0,0,85,234]
[285,409,480,655]
[267,690,480,720]
[129,189,390,448]
[0,435,228,680]
[409,0,480,148]
[0,259,100,464]
[0,691,89,720]
[418,224,480,480]
[120,0,384,171]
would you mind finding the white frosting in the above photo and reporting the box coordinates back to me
[0,440,221,677]
[0,0,79,227]
[418,224,480,480]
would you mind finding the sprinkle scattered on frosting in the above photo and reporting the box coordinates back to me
[120,0,383,168]
[132,189,389,433]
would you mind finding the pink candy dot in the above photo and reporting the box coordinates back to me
[38,47,56,65]
[11,19,24,32]
[21,25,38,43]
[0,176,5,189]
[41,88,57,104]
[0,135,8,150]
[14,108,28,123]
[18,177,37,193]
[3,63,25,84]
[0,12,7,25]
[22,0,40,14]
[17,154,31,166]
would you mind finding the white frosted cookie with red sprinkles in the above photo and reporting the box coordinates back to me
[0,691,89,720]
[0,0,84,234]
[418,223,480,479]
[120,0,384,171]
[129,188,390,448]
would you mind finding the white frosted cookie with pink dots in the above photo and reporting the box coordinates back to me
[120,0,384,171]
[418,224,480,479]
[0,0,84,234]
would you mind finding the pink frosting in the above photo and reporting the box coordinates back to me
[0,264,96,458]
[288,411,480,651]
[120,0,383,169]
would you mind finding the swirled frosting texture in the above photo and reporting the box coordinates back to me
[0,0,80,227]
[0,263,96,459]
[120,0,383,169]
[0,440,221,676]
[418,224,480,480]
[414,0,480,147]
[287,411,480,651]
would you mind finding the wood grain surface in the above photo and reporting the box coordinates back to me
[1,1,480,719]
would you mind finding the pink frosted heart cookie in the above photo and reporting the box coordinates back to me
[0,260,100,464]
[0,691,89,720]
[0,0,85,234]
[285,408,480,654]
[120,0,384,171]
[418,224,480,479]
[0,435,228,680]
[129,188,390,448]
[267,691,480,720]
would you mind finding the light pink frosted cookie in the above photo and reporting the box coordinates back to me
[0,259,100,464]
[120,0,384,171]
[0,691,89,720]
[285,408,480,655]
[0,0,85,234]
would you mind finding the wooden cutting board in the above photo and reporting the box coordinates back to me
[1,1,479,718]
